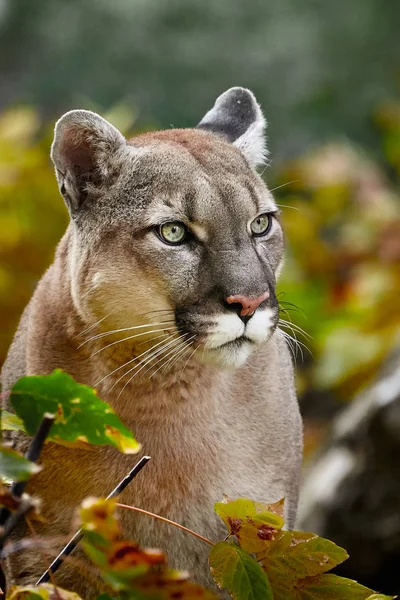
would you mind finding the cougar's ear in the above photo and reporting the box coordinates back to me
[197,87,267,169]
[51,110,126,215]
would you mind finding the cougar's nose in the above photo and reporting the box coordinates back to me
[226,291,270,321]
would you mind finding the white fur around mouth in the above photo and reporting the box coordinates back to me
[201,309,275,368]
[205,309,274,350]
[204,314,245,350]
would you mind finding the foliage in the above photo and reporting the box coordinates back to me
[0,373,396,599]
[0,410,25,432]
[7,583,82,600]
[276,137,400,398]
[79,497,217,599]
[0,445,40,481]
[210,497,395,599]
[9,370,140,454]
[209,541,273,600]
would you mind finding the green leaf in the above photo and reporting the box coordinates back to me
[366,595,396,600]
[260,530,349,581]
[7,583,83,599]
[0,409,26,432]
[294,574,374,599]
[214,497,284,552]
[10,370,140,454]
[209,540,273,600]
[0,445,40,481]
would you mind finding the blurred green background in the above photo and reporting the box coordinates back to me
[1,0,400,594]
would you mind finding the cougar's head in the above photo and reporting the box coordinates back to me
[51,88,284,369]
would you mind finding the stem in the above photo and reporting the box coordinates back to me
[0,498,33,549]
[0,413,55,526]
[116,502,214,547]
[12,413,55,498]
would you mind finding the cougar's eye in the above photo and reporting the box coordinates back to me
[157,222,187,245]
[250,213,272,236]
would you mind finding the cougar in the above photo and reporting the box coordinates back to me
[1,87,303,596]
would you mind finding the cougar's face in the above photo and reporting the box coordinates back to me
[52,88,284,368]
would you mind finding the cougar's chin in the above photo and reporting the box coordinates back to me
[201,339,254,369]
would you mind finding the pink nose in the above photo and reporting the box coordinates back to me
[226,291,270,317]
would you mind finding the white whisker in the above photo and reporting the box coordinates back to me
[114,334,189,397]
[269,180,300,193]
[90,327,176,358]
[182,343,198,373]
[278,318,312,341]
[146,336,194,380]
[78,321,175,348]
[155,335,197,377]
[93,332,176,387]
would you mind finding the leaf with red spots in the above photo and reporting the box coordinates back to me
[214,496,284,552]
[79,497,216,598]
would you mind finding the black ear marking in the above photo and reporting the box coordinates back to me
[197,87,268,169]
[198,88,258,142]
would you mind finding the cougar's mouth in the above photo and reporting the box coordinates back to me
[216,335,253,349]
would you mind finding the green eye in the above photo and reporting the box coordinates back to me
[158,222,187,245]
[250,213,272,236]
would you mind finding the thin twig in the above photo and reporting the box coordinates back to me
[0,413,55,527]
[0,498,34,549]
[36,455,151,584]
[116,502,214,547]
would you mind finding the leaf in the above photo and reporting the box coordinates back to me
[10,370,140,454]
[294,574,374,599]
[0,445,41,481]
[134,570,218,599]
[259,530,349,581]
[80,497,165,589]
[214,497,285,552]
[0,409,26,432]
[366,595,397,600]
[7,583,83,599]
[80,497,120,542]
[0,486,20,511]
[209,540,273,600]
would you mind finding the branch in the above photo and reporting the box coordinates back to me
[12,413,55,498]
[36,455,151,584]
[116,502,214,546]
[0,413,55,527]
[0,497,35,549]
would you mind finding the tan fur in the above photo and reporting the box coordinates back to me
[1,89,302,597]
